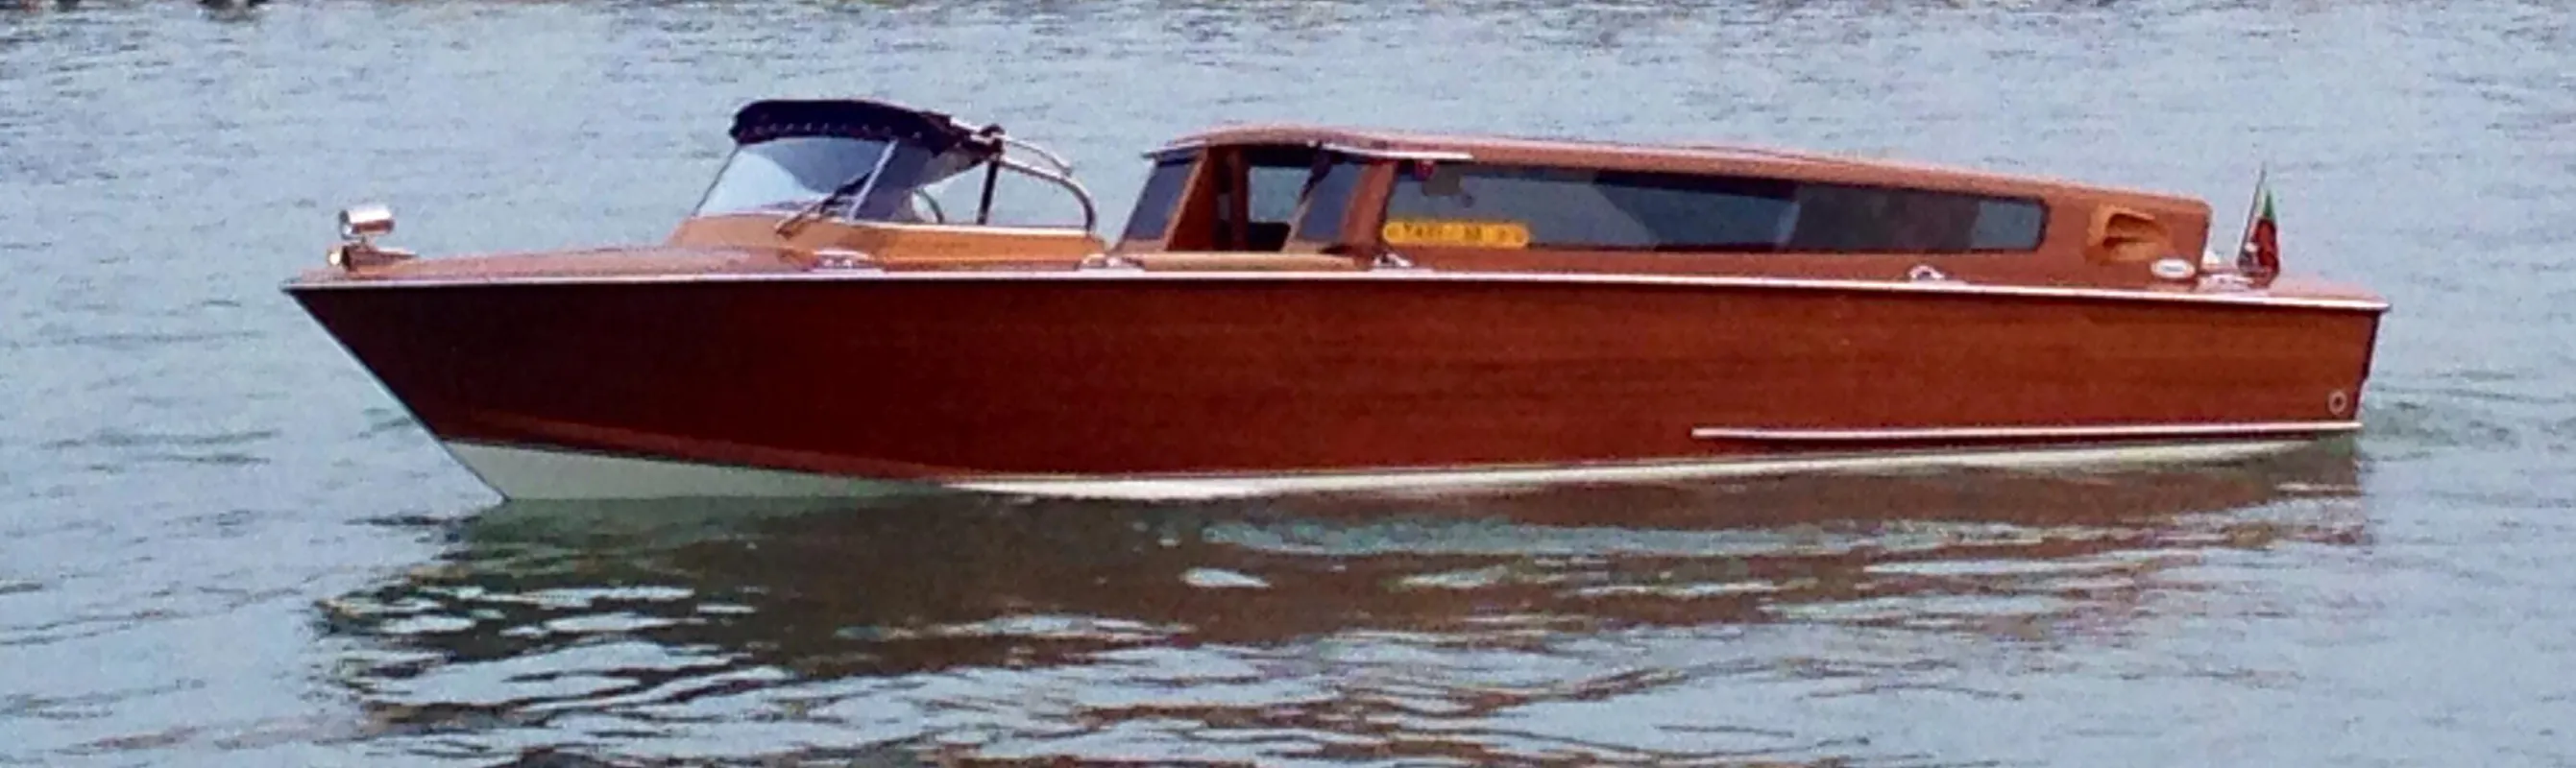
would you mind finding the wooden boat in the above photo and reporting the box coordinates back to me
[281,97,2388,501]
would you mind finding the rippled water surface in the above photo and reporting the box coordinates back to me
[4,0,2572,765]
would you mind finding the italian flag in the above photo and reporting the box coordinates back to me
[2240,184,2280,275]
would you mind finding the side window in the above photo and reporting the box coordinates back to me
[1384,165,1797,251]
[1970,199,2047,250]
[1291,159,1366,242]
[1381,162,2045,253]
[1246,164,1312,224]
[1228,145,1325,252]
[1782,185,2034,252]
[1119,154,1197,243]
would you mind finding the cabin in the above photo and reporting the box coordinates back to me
[652,99,2221,287]
[1103,126,2219,286]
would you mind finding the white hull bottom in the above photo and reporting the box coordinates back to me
[442,438,2326,503]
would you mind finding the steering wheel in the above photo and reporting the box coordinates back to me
[911,189,947,224]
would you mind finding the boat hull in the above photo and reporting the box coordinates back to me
[286,270,2384,500]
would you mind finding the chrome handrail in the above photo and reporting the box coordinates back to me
[999,135,1077,176]
[993,155,1098,232]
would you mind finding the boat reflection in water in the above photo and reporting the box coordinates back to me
[321,444,2365,766]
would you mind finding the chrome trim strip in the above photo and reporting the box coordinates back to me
[991,155,1099,231]
[1690,420,2365,443]
[998,135,1076,175]
[1318,142,1475,161]
[693,214,1095,238]
[863,222,1098,237]
[280,269,2391,312]
[1138,140,1472,163]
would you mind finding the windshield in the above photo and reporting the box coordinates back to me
[692,135,989,223]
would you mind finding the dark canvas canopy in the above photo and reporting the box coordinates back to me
[701,96,1095,229]
[726,98,996,158]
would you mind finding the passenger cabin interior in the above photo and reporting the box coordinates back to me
[1112,143,1373,256]
[1109,132,2220,285]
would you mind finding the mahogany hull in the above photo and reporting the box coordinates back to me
[284,271,2383,499]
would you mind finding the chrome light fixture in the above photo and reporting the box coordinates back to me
[328,202,415,270]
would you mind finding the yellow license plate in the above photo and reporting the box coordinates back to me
[1379,219,1533,249]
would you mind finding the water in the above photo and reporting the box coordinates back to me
[1,0,2570,764]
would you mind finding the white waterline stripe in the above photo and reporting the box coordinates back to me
[442,437,2330,503]
[1689,420,2365,443]
[285,268,2391,312]
[948,440,2322,499]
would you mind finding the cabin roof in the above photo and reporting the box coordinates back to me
[1161,123,2201,205]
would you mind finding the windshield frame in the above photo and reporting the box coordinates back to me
[691,134,997,225]
[690,99,1101,232]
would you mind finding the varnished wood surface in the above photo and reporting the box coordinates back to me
[669,214,1103,268]
[288,273,2381,480]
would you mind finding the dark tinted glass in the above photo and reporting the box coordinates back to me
[1384,163,2045,253]
[1246,164,1313,223]
[1120,155,1197,242]
[1292,160,1367,241]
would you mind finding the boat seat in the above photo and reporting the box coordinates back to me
[1242,221,1293,252]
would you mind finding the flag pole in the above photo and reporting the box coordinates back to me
[2235,162,2269,264]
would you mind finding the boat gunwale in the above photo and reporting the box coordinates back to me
[280,266,2393,313]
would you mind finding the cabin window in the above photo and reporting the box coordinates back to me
[1779,184,2046,252]
[1247,163,1313,223]
[1121,154,1197,242]
[1969,198,2048,250]
[1291,158,1367,242]
[1381,163,2046,252]
[1223,146,1327,252]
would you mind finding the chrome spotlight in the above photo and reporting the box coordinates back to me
[339,203,395,242]
[328,202,415,270]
